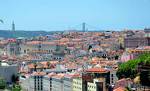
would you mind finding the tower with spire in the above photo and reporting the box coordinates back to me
[12,21,15,31]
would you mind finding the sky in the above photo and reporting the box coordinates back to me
[0,0,150,31]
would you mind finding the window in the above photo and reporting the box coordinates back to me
[111,74,113,77]
[19,47,21,51]
[27,49,30,51]
[41,86,43,90]
[24,50,26,53]
[39,45,42,48]
[38,85,40,90]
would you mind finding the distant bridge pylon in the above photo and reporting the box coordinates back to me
[67,22,102,32]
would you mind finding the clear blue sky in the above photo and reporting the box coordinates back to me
[0,0,150,31]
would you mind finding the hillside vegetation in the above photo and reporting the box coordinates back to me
[117,53,150,79]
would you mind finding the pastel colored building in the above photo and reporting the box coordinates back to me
[87,78,106,91]
[63,73,80,91]
[114,78,132,90]
[51,73,64,91]
[20,75,30,91]
[109,70,118,86]
[0,63,18,83]
[72,77,83,91]
[29,72,46,91]
[43,73,56,91]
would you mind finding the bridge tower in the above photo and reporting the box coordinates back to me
[82,22,86,32]
[12,21,15,31]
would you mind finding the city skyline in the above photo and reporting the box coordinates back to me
[0,0,150,31]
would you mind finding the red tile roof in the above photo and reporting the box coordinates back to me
[47,73,56,78]
[113,87,126,91]
[52,73,65,79]
[86,68,108,73]
[26,41,55,45]
[64,73,80,78]
[32,72,46,76]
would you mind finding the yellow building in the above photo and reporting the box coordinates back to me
[72,77,83,91]
[87,81,97,91]
[87,78,106,91]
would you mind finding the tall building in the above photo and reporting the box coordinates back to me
[63,74,80,91]
[51,73,64,91]
[30,72,46,91]
[43,73,56,91]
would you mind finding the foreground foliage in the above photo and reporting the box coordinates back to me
[117,53,150,79]
[0,77,6,89]
[12,84,21,91]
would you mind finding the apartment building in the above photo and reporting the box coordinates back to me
[43,73,56,91]
[51,73,64,91]
[63,73,80,91]
[87,78,106,91]
[20,41,56,55]
[20,76,30,91]
[6,39,21,56]
[124,37,150,48]
[20,41,66,60]
[110,70,118,86]
[29,72,46,91]
[72,77,83,91]
[0,62,18,83]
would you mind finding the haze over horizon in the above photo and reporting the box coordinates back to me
[0,0,150,31]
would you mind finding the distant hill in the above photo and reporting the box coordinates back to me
[0,30,61,38]
[0,30,106,38]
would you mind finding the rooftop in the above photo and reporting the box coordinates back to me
[113,87,126,91]
[32,72,46,76]
[86,68,109,73]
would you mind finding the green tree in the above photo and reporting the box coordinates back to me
[0,77,6,89]
[12,84,21,91]
[117,53,150,79]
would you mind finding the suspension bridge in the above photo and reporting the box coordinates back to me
[65,22,104,32]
